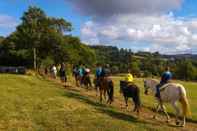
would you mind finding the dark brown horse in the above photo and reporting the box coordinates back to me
[120,81,141,114]
[98,77,114,104]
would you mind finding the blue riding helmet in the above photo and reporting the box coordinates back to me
[161,71,172,83]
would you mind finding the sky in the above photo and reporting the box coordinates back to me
[0,0,197,54]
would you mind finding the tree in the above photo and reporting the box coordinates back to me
[130,61,141,77]
[174,59,197,80]
[13,6,72,69]
[64,36,96,66]
[0,36,4,44]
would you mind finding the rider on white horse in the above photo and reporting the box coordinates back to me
[156,67,172,101]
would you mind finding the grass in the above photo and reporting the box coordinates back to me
[0,74,196,131]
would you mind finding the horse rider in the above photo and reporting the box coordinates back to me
[73,65,80,86]
[78,64,85,85]
[84,67,92,87]
[101,64,111,79]
[95,63,103,87]
[73,65,78,77]
[60,62,67,83]
[51,64,57,79]
[125,69,134,86]
[155,67,172,101]
[84,66,91,81]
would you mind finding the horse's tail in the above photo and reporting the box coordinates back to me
[108,80,114,102]
[136,86,141,107]
[179,85,191,117]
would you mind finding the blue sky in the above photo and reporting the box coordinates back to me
[0,0,89,36]
[1,0,197,54]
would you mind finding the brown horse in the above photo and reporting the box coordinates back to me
[82,74,92,89]
[98,77,114,104]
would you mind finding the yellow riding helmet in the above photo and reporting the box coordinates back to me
[125,73,133,82]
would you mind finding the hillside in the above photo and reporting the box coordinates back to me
[0,74,197,130]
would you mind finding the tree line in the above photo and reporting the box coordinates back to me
[90,45,197,81]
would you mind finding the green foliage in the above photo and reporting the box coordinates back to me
[90,45,132,73]
[0,6,96,68]
[64,36,96,66]
[40,56,54,68]
[90,45,197,80]
[174,59,197,80]
[0,36,4,43]
[130,61,141,76]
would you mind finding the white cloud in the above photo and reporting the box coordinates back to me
[0,14,17,28]
[67,0,197,54]
[81,14,197,54]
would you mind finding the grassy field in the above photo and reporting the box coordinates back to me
[0,74,196,131]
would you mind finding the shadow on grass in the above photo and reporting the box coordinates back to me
[144,105,197,124]
[62,89,161,126]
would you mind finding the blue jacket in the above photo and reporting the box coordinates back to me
[96,67,102,77]
[79,68,85,77]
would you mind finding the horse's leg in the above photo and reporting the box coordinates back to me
[182,116,186,127]
[132,97,137,112]
[134,100,140,116]
[153,103,161,119]
[89,78,92,88]
[110,85,114,104]
[106,88,111,104]
[172,102,181,126]
[133,97,140,116]
[96,86,99,96]
[161,104,170,123]
[124,96,128,109]
[104,88,107,101]
[99,88,103,102]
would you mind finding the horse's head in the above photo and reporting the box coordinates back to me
[144,79,159,95]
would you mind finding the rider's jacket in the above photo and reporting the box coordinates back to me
[96,67,102,78]
[125,73,134,82]
[79,67,85,77]
[100,68,110,77]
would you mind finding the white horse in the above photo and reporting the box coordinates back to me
[144,79,191,127]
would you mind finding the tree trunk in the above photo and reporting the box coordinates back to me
[33,47,37,70]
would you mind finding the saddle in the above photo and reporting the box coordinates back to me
[120,81,135,88]
[127,82,136,87]
[159,83,170,92]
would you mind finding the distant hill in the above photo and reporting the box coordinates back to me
[89,45,197,61]
[162,54,197,60]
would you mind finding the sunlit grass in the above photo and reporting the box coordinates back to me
[0,74,196,130]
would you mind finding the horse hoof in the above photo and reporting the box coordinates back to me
[166,120,170,123]
[176,121,180,125]
[179,124,185,127]
[153,116,157,119]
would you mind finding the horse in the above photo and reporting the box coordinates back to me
[144,79,191,127]
[120,81,141,115]
[93,77,100,96]
[98,77,114,104]
[73,70,80,87]
[82,74,92,89]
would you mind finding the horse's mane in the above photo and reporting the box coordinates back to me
[146,78,159,83]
